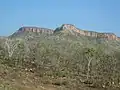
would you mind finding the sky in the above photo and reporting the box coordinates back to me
[0,0,120,36]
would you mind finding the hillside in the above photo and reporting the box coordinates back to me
[10,24,120,41]
[0,24,120,90]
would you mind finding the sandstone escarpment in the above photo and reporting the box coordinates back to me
[118,37,120,41]
[17,27,54,34]
[54,24,119,41]
[12,24,119,41]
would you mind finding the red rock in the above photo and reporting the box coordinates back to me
[55,24,119,41]
[17,26,54,34]
[15,24,120,41]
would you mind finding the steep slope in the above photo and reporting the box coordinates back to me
[10,24,120,41]
[10,26,54,38]
[54,24,120,41]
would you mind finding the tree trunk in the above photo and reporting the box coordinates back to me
[87,58,92,80]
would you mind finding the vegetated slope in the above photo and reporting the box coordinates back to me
[0,24,120,90]
[10,24,120,53]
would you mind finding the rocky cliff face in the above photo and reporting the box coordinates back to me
[54,24,119,41]
[118,37,120,41]
[12,24,119,41]
[17,27,54,34]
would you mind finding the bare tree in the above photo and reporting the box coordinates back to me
[84,48,96,80]
[4,38,21,58]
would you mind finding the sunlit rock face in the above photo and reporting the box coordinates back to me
[17,27,54,34]
[55,24,119,41]
[12,24,119,41]
[97,33,118,40]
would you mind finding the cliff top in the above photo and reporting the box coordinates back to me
[12,24,119,41]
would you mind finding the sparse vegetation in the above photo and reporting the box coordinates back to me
[0,33,120,90]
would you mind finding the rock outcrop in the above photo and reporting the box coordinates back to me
[54,24,119,41]
[17,27,54,34]
[12,24,119,41]
[118,37,120,41]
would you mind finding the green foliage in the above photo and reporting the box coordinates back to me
[0,34,120,89]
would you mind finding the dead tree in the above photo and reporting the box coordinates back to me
[4,38,21,58]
